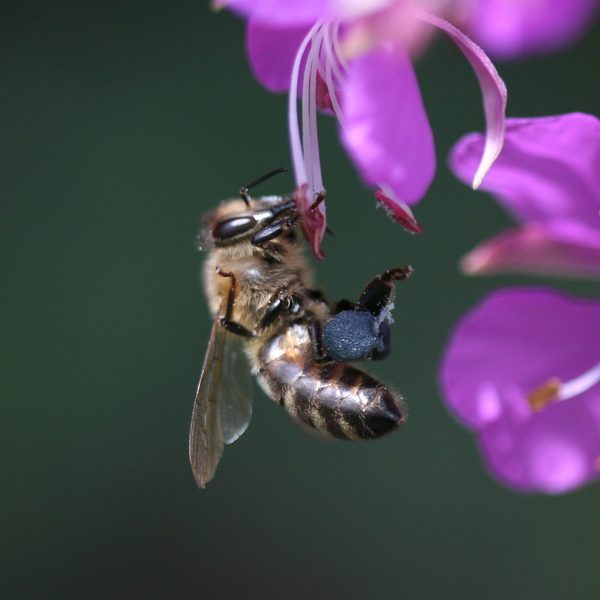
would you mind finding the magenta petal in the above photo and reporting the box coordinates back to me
[417,11,507,189]
[479,393,600,493]
[441,287,600,494]
[340,44,435,205]
[461,222,600,279]
[468,0,600,59]
[246,20,310,92]
[219,0,392,25]
[219,0,335,25]
[374,190,422,234]
[439,288,600,430]
[450,113,600,228]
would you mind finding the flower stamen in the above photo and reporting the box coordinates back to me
[527,361,600,411]
[528,378,561,412]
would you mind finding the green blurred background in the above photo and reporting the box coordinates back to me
[3,2,600,598]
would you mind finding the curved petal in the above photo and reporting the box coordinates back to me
[218,0,392,26]
[450,114,600,227]
[246,20,311,92]
[374,189,422,234]
[218,0,334,24]
[467,0,600,59]
[340,44,435,205]
[439,288,600,429]
[479,390,600,493]
[460,222,600,280]
[417,11,507,189]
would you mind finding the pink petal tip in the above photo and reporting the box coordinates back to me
[375,189,423,234]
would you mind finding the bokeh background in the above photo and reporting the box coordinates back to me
[3,2,600,598]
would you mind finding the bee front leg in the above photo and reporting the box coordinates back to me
[217,269,255,338]
[251,213,299,246]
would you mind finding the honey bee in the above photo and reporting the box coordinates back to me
[190,169,412,488]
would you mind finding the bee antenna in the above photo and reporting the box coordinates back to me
[239,167,288,206]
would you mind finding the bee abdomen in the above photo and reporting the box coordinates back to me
[259,352,406,440]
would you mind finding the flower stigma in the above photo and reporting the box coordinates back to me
[527,361,600,412]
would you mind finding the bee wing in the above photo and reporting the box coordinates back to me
[189,314,226,488]
[189,312,253,488]
[219,335,253,444]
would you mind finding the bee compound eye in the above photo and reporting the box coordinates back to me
[213,216,257,241]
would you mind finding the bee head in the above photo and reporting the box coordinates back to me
[198,196,298,250]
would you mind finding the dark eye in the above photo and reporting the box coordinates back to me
[213,216,257,241]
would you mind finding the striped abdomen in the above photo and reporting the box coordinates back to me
[257,323,406,440]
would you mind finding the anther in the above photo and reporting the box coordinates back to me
[528,378,561,411]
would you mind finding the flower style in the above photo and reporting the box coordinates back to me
[450,113,600,279]
[220,0,507,257]
[439,288,600,494]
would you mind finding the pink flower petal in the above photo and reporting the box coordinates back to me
[479,394,600,493]
[246,20,311,92]
[461,222,600,280]
[417,11,507,189]
[440,287,600,493]
[374,189,422,234]
[450,113,600,228]
[467,0,600,59]
[217,0,334,25]
[219,0,392,26]
[340,44,435,206]
[439,287,600,429]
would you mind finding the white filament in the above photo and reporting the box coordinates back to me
[288,22,322,187]
[558,361,600,401]
[288,20,352,202]
[322,23,345,124]
[302,26,325,196]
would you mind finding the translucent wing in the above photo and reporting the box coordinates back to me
[220,336,253,444]
[189,312,253,488]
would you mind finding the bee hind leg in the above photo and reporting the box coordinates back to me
[357,266,413,317]
[308,318,329,363]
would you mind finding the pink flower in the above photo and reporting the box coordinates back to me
[442,113,600,493]
[450,113,600,279]
[220,0,507,257]
[457,0,600,60]
[440,288,600,494]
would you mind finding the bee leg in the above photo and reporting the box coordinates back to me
[251,214,299,246]
[357,266,413,317]
[217,269,255,338]
[308,318,329,363]
[370,321,391,361]
[303,288,331,310]
[333,298,356,314]
[259,293,302,330]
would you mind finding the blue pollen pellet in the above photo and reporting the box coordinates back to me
[322,310,379,362]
